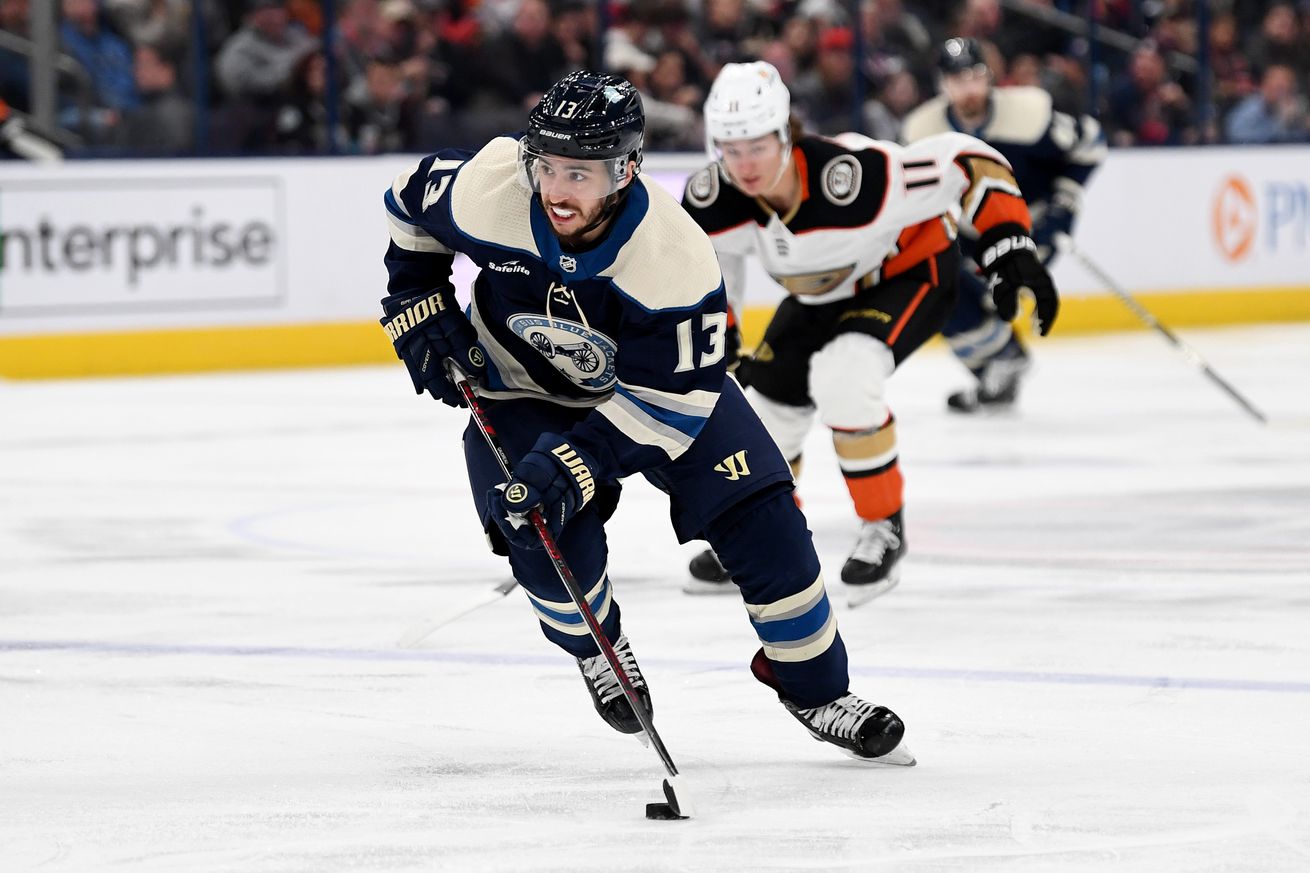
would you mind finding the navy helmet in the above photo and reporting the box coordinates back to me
[937,37,989,77]
[525,71,644,178]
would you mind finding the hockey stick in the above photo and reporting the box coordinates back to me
[396,577,520,649]
[445,360,695,820]
[1055,234,1268,425]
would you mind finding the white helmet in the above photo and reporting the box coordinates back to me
[703,61,792,160]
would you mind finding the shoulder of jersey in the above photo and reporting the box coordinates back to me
[446,136,540,256]
[681,162,756,234]
[605,176,723,313]
[987,87,1054,145]
[793,136,889,229]
[900,95,952,142]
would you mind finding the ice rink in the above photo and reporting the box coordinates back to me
[3,324,1309,872]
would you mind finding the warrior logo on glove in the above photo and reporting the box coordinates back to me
[505,482,530,505]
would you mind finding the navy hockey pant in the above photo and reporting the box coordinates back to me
[942,260,1023,375]
[463,378,850,709]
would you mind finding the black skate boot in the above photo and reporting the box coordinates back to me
[750,648,915,765]
[840,510,905,606]
[683,547,735,594]
[947,336,1031,414]
[576,633,653,735]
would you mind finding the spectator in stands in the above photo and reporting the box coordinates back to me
[864,67,920,141]
[791,26,859,136]
[117,41,192,153]
[953,0,1002,43]
[344,49,421,152]
[103,1,201,67]
[697,0,775,69]
[1209,11,1255,115]
[0,0,31,114]
[1226,63,1308,143]
[552,0,595,69]
[1106,42,1193,145]
[60,0,139,141]
[1245,4,1304,80]
[273,48,334,152]
[214,0,317,151]
[477,0,572,111]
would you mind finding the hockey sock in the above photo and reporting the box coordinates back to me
[833,414,904,521]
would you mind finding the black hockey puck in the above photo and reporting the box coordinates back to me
[645,802,687,821]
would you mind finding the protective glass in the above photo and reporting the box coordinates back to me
[518,141,630,201]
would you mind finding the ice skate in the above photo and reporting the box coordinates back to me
[750,649,914,765]
[576,634,653,735]
[683,547,735,594]
[947,339,1031,413]
[840,510,905,606]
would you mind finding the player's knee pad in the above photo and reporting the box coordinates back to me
[809,333,894,430]
[745,387,813,462]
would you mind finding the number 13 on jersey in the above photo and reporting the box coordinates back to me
[674,312,728,372]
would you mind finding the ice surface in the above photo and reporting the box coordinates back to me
[3,325,1309,872]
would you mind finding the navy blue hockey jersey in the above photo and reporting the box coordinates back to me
[901,87,1105,217]
[382,135,730,484]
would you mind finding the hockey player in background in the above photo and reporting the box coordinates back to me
[378,71,914,765]
[681,61,1059,602]
[902,38,1105,413]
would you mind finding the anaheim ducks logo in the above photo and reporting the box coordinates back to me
[1212,175,1256,263]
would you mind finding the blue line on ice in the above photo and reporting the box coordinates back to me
[3,638,1308,695]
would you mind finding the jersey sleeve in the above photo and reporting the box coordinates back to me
[381,150,474,299]
[1045,109,1107,214]
[562,286,729,481]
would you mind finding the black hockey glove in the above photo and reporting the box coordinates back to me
[978,224,1060,336]
[380,286,485,407]
[490,434,597,550]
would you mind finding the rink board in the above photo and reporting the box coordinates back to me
[2,147,1308,378]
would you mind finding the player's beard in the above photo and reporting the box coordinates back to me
[543,194,618,248]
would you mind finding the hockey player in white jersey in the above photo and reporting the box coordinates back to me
[380,71,915,766]
[902,38,1105,412]
[681,61,1059,603]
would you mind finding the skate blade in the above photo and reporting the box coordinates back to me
[681,578,737,595]
[845,569,901,608]
[848,740,916,767]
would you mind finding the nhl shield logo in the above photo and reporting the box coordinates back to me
[559,255,577,273]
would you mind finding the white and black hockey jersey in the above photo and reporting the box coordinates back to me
[680,133,1033,312]
[383,136,729,482]
[901,86,1106,217]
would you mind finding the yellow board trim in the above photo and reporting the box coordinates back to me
[740,286,1310,348]
[0,321,395,379]
[2,286,1308,379]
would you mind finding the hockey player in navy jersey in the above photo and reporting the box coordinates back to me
[902,38,1105,412]
[379,71,914,765]
[680,61,1059,602]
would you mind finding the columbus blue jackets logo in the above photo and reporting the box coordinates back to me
[507,314,618,391]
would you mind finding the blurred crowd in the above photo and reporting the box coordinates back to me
[3,0,1310,156]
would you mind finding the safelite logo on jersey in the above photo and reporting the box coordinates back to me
[1212,172,1309,264]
